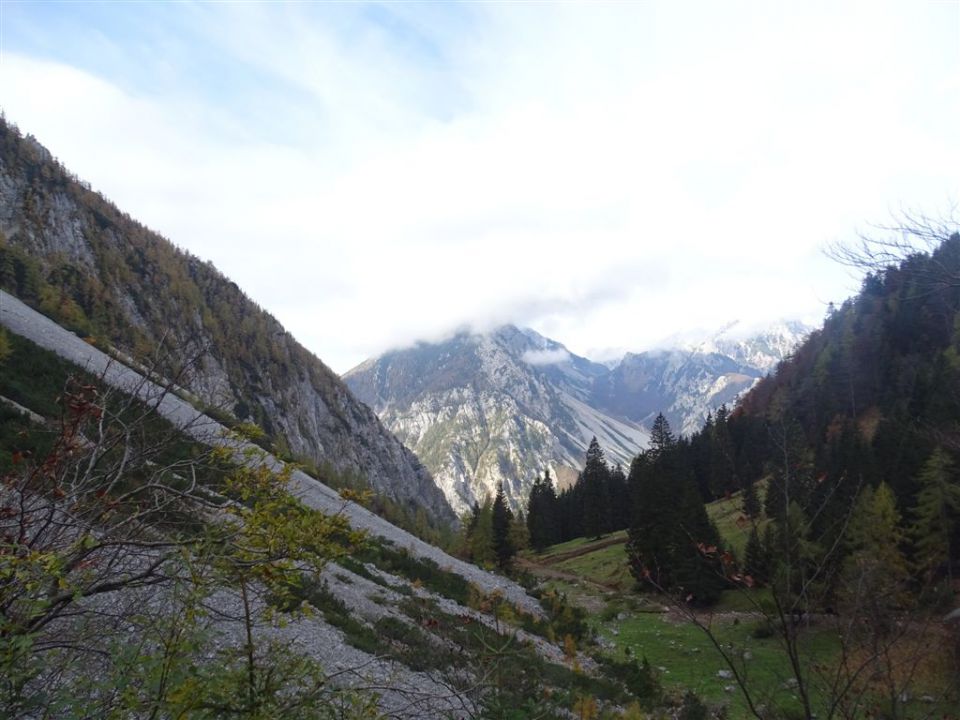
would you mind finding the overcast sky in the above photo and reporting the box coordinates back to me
[1,2,957,372]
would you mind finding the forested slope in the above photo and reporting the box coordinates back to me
[718,230,960,509]
[669,228,960,597]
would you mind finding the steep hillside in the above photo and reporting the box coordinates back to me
[0,120,455,525]
[723,230,960,510]
[346,326,648,514]
[594,229,960,718]
[1,300,675,719]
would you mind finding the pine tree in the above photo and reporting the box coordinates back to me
[910,448,960,583]
[527,469,559,552]
[648,413,675,458]
[492,482,515,569]
[581,438,610,539]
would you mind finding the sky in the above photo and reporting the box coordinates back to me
[1,1,957,373]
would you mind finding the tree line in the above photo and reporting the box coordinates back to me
[525,229,960,612]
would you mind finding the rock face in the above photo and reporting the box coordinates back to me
[345,326,649,515]
[0,120,456,525]
[596,320,811,436]
[1,292,577,719]
[345,323,810,515]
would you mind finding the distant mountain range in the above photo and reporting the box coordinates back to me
[344,321,811,515]
[597,320,812,436]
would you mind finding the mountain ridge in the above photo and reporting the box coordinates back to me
[0,119,456,525]
[345,320,810,514]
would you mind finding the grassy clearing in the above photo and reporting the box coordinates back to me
[705,481,769,557]
[531,535,597,559]
[597,608,839,716]
[552,540,633,590]
[531,525,831,716]
[531,522,957,718]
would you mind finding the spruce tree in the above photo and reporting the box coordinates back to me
[469,499,496,566]
[527,469,559,552]
[0,328,10,364]
[627,415,725,603]
[509,510,530,554]
[671,478,726,604]
[492,482,515,569]
[608,463,630,531]
[709,405,738,497]
[581,437,610,539]
[648,413,675,458]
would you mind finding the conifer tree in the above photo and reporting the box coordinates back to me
[648,413,675,458]
[910,448,960,583]
[743,525,767,585]
[627,415,725,603]
[468,501,482,534]
[0,328,10,364]
[492,482,515,569]
[469,498,496,566]
[509,510,530,554]
[527,469,559,552]
[709,405,738,496]
[742,479,761,519]
[841,483,910,629]
[608,463,630,531]
[581,437,610,539]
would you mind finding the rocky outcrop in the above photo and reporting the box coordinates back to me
[594,320,811,436]
[0,120,455,525]
[345,327,649,515]
[345,323,810,513]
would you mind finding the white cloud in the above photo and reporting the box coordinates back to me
[522,348,572,366]
[0,2,957,371]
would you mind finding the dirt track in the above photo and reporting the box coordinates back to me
[534,534,628,566]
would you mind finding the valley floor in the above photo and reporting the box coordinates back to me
[520,530,959,719]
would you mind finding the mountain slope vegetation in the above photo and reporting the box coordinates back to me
[0,118,455,525]
[522,227,960,718]
[2,294,686,719]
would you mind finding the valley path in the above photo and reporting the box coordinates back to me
[515,536,629,613]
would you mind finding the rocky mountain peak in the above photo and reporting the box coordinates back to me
[345,321,810,515]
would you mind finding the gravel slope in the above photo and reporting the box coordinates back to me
[0,289,541,616]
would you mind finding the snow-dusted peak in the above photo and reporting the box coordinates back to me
[657,319,814,374]
[345,320,812,512]
[712,319,813,373]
